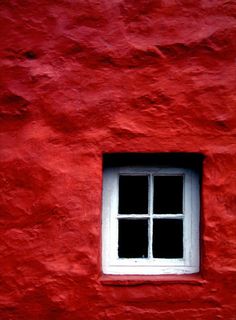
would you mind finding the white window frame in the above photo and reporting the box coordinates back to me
[102,166,200,275]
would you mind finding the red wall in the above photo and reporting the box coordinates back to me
[1,1,236,319]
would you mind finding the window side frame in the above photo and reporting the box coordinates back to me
[102,166,200,275]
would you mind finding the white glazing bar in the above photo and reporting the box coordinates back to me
[117,214,149,219]
[148,174,154,259]
[152,214,183,219]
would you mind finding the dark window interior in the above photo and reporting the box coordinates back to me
[118,219,148,258]
[153,219,183,258]
[154,176,183,214]
[119,176,148,214]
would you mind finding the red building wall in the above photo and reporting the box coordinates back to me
[0,1,236,319]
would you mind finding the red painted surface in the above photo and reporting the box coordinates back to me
[1,1,236,319]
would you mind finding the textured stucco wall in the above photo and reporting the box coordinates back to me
[0,1,236,319]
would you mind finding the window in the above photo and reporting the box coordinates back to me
[102,154,201,275]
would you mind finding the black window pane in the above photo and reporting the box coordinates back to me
[154,176,183,214]
[153,219,183,258]
[118,219,148,258]
[119,176,148,214]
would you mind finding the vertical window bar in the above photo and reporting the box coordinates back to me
[148,174,154,259]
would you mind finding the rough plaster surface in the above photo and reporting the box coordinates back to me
[0,0,236,319]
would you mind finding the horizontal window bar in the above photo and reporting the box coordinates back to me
[153,214,183,219]
[117,214,183,219]
[117,214,149,219]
